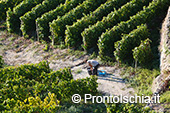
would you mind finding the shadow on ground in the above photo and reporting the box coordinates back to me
[97,70,125,83]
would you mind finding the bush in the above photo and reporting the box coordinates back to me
[105,103,151,113]
[65,0,130,48]
[49,0,107,45]
[98,0,170,60]
[5,93,60,112]
[0,0,23,21]
[114,24,149,63]
[20,0,66,38]
[56,75,98,101]
[36,0,85,42]
[6,0,44,33]
[0,61,98,112]
[42,68,73,83]
[133,38,153,67]
[82,0,152,51]
[0,60,50,83]
[160,91,170,104]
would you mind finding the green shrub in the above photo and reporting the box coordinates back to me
[0,1,8,21]
[5,93,60,112]
[56,76,98,101]
[105,103,151,113]
[133,38,153,66]
[6,0,44,33]
[44,68,73,82]
[0,0,23,21]
[114,24,149,63]
[49,0,107,45]
[0,61,98,112]
[160,91,170,104]
[36,0,85,42]
[0,61,50,83]
[20,0,66,38]
[0,67,72,105]
[98,0,170,60]
[82,0,152,51]
[58,100,106,113]
[0,61,51,105]
[65,0,130,48]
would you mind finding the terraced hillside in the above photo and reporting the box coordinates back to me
[1,0,170,112]
[4,0,170,66]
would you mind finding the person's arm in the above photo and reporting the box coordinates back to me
[89,63,93,70]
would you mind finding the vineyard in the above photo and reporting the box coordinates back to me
[0,0,167,65]
[0,59,152,112]
[0,60,100,112]
[1,0,170,112]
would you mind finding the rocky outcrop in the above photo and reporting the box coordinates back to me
[152,7,170,94]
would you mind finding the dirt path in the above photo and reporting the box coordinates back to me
[72,64,134,96]
[0,31,134,96]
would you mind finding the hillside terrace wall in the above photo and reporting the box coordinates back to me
[152,7,170,93]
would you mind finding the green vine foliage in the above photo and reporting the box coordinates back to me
[3,93,60,112]
[0,0,23,21]
[114,24,149,64]
[36,0,85,42]
[56,76,98,101]
[82,0,152,51]
[98,0,170,60]
[105,102,151,113]
[6,0,44,33]
[65,0,130,48]
[133,38,153,66]
[49,0,107,45]
[0,61,98,112]
[0,61,50,84]
[20,0,66,38]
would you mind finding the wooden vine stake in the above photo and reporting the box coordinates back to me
[51,29,54,46]
[36,22,39,41]
[135,58,138,72]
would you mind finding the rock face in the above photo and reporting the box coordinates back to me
[152,7,170,93]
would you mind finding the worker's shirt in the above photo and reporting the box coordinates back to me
[87,60,99,67]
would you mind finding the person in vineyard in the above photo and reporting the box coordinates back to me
[87,60,100,75]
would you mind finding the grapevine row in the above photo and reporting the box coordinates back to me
[1,75,97,112]
[0,0,23,21]
[49,0,107,45]
[98,0,170,60]
[36,0,85,41]
[6,0,44,33]
[133,38,153,66]
[0,61,98,112]
[20,0,66,38]
[114,24,149,63]
[81,0,152,51]
[0,61,50,82]
[64,0,130,48]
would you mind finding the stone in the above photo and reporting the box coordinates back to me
[152,7,170,93]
